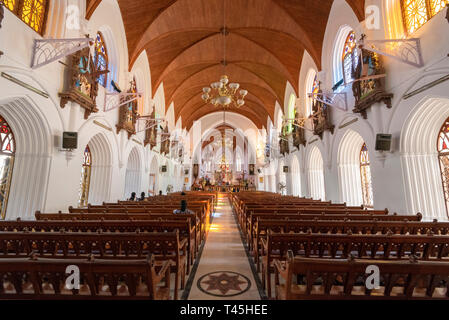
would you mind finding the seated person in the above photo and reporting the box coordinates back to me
[173,200,198,227]
[158,190,163,196]
[138,192,146,201]
[129,192,136,201]
[173,200,194,215]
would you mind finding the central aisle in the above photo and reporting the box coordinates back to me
[186,193,261,300]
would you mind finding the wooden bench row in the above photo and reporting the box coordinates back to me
[275,251,449,300]
[0,255,172,299]
[261,232,449,298]
[0,231,186,299]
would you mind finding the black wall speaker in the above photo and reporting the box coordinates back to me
[62,132,78,149]
[375,134,392,151]
[161,165,167,173]
[249,164,255,175]
[283,166,289,173]
[257,168,262,174]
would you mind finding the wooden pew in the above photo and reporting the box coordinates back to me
[36,213,197,259]
[251,218,449,267]
[0,254,172,299]
[261,232,449,298]
[244,212,423,246]
[0,230,187,300]
[274,251,449,300]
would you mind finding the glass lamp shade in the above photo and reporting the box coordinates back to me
[237,99,245,107]
[217,95,232,105]
[239,89,248,97]
[203,87,211,93]
[220,75,229,85]
[229,83,240,90]
[201,93,209,101]
[211,82,223,89]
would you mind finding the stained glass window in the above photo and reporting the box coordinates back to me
[438,117,449,218]
[0,0,48,34]
[401,0,448,34]
[94,32,108,87]
[0,116,15,220]
[78,145,92,208]
[360,143,373,208]
[342,31,359,84]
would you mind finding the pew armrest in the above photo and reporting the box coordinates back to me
[261,238,268,254]
[273,259,287,280]
[180,238,188,253]
[155,260,171,283]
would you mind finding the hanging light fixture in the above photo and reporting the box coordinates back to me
[201,0,248,109]
[202,75,248,108]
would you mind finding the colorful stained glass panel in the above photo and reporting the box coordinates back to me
[360,143,373,208]
[438,118,449,217]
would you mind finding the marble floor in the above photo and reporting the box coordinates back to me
[186,193,262,300]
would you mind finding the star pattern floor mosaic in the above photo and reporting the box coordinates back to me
[197,271,251,297]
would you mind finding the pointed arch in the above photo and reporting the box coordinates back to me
[308,146,325,200]
[124,146,142,199]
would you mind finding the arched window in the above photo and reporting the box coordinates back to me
[401,0,448,34]
[438,117,449,217]
[305,69,318,117]
[0,116,15,220]
[360,143,373,208]
[79,145,92,208]
[94,32,109,87]
[342,31,359,84]
[1,0,48,34]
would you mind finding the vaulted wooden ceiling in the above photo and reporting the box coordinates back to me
[86,0,365,130]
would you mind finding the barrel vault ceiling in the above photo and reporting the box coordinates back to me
[86,0,365,130]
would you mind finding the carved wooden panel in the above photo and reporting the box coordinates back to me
[311,86,335,139]
[59,47,99,119]
[292,112,306,149]
[160,126,170,155]
[144,110,157,149]
[352,49,393,119]
[116,79,138,139]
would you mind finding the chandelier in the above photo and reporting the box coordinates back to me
[201,75,248,108]
[200,0,248,108]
